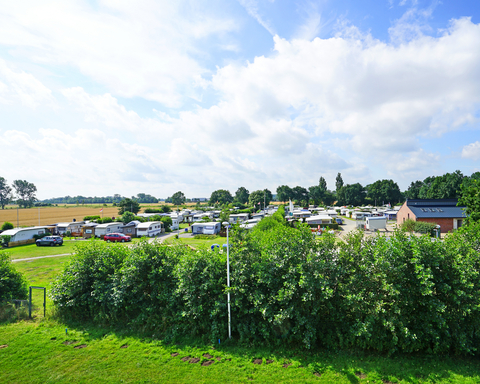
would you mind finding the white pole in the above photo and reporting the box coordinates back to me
[227,225,231,339]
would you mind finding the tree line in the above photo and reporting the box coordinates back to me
[2,170,479,211]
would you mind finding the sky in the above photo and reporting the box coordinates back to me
[1,0,479,200]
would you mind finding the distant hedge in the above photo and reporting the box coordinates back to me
[51,221,480,355]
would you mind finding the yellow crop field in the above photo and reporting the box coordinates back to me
[0,206,121,227]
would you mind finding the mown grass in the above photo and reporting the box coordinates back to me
[5,237,144,260]
[4,241,77,260]
[163,236,228,249]
[1,319,480,384]
[2,245,480,383]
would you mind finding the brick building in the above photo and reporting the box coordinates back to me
[396,199,466,233]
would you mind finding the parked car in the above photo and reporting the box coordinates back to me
[36,236,63,247]
[103,233,131,243]
[336,218,343,225]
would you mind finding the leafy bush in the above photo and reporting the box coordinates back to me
[0,252,28,303]
[193,234,218,240]
[414,221,437,235]
[51,222,480,354]
[1,222,14,231]
[401,218,416,232]
[1,235,11,245]
[144,208,162,213]
[83,215,100,221]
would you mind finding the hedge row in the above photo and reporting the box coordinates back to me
[50,220,480,354]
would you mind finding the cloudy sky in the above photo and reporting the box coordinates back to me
[1,0,479,200]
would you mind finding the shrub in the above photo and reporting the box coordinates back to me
[0,252,28,303]
[1,235,11,246]
[193,234,218,240]
[1,222,14,231]
[50,222,480,354]
[414,221,437,235]
[144,208,162,214]
[401,218,416,232]
[83,215,100,221]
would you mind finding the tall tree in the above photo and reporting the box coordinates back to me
[209,189,233,206]
[118,198,141,215]
[276,185,293,203]
[13,180,37,208]
[335,173,344,193]
[292,186,309,206]
[309,185,324,206]
[338,183,365,206]
[249,189,272,209]
[458,179,480,224]
[234,187,250,204]
[171,191,186,206]
[319,176,327,191]
[405,180,423,199]
[366,179,403,206]
[0,177,12,209]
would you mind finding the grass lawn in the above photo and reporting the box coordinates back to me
[1,318,479,383]
[4,238,144,261]
[4,240,77,260]
[163,236,228,249]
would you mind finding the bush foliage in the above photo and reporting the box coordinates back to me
[51,220,480,355]
[0,252,28,303]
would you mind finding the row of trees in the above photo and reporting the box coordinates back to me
[208,188,274,208]
[43,193,159,205]
[0,177,37,209]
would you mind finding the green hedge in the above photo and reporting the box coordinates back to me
[51,222,480,354]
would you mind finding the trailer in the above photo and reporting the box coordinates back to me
[365,216,387,231]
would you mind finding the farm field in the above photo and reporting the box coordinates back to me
[0,202,209,228]
[0,205,120,227]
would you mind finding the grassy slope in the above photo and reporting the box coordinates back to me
[1,320,479,384]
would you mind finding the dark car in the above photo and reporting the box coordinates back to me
[36,235,63,247]
[103,233,131,243]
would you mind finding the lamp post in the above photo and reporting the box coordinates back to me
[222,221,231,339]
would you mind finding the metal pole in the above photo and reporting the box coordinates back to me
[29,287,32,319]
[264,190,266,214]
[227,226,231,339]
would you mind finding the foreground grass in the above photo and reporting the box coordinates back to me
[1,319,480,384]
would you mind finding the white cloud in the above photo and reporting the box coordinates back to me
[0,0,237,107]
[237,0,276,35]
[61,87,174,137]
[0,128,166,196]
[462,141,480,161]
[0,59,55,108]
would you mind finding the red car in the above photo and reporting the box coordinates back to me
[103,233,131,243]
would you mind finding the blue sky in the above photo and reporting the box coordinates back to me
[0,0,479,199]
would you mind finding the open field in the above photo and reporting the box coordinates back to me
[0,205,121,227]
